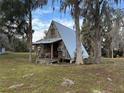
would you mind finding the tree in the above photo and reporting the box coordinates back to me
[60,0,84,64]
[111,9,124,57]
[101,8,124,58]
[0,33,10,49]
[81,0,121,63]
[0,0,30,51]
[23,0,48,62]
[81,19,94,57]
[0,0,48,62]
[13,37,29,52]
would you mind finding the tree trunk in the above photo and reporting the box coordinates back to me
[74,1,84,64]
[107,46,112,58]
[93,0,101,63]
[122,48,124,57]
[91,40,95,57]
[123,47,124,57]
[93,27,101,63]
[28,0,32,62]
[111,44,113,58]
[94,39,101,64]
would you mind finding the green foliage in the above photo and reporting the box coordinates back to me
[0,0,28,30]
[0,0,29,47]
[0,33,9,49]
[0,0,48,54]
[81,0,124,58]
[13,38,29,52]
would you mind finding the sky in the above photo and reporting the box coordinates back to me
[32,0,124,42]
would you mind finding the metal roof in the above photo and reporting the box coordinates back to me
[52,21,89,59]
[33,38,62,44]
[33,20,89,59]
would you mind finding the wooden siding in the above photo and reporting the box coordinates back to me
[46,24,60,39]
[45,23,70,59]
[58,41,70,59]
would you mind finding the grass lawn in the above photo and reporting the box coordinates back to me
[0,52,124,93]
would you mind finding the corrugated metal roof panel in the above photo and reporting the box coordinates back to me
[53,21,89,59]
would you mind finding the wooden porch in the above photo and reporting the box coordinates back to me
[34,38,64,64]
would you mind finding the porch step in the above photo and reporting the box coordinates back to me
[36,58,59,64]
[50,59,59,63]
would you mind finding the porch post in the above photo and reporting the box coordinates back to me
[51,43,53,60]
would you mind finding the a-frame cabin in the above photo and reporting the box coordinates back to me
[33,21,89,64]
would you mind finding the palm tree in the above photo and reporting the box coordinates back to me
[60,0,84,64]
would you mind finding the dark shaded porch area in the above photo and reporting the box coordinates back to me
[33,38,63,63]
[39,41,60,59]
